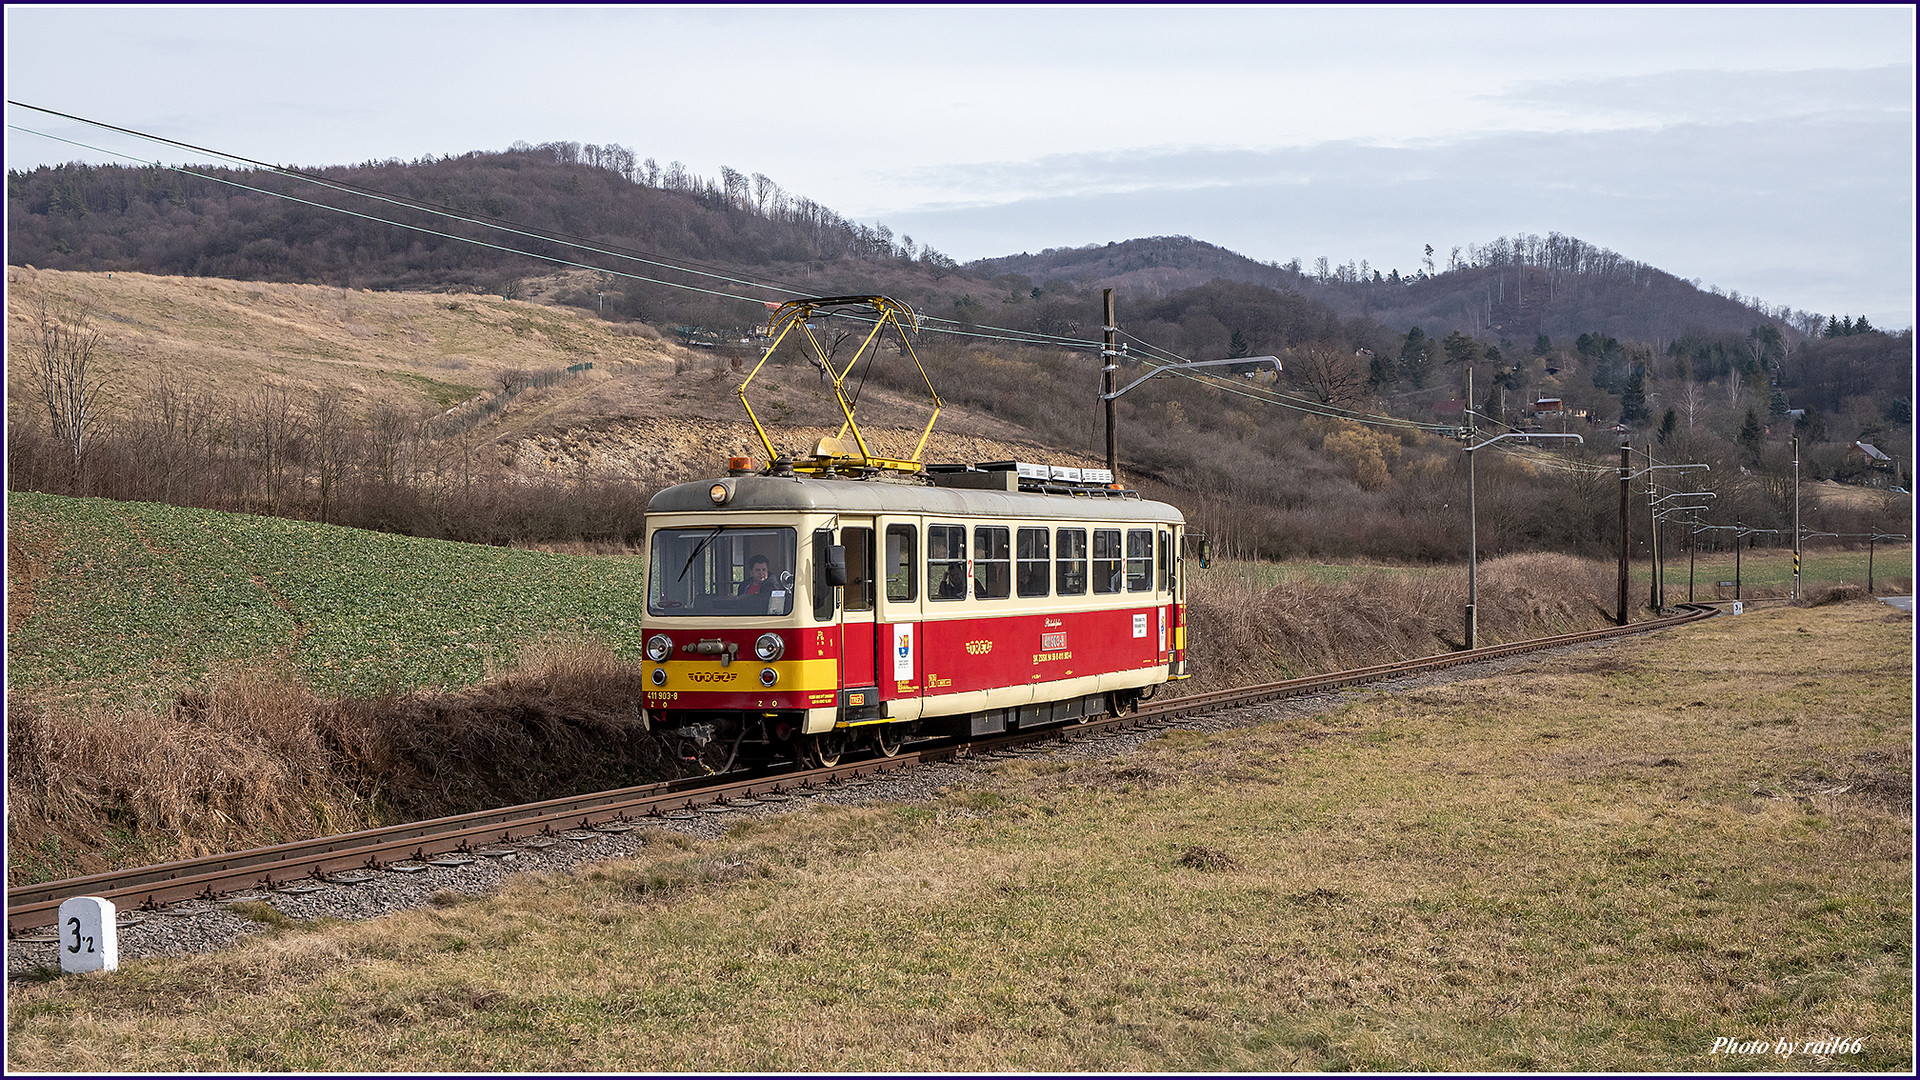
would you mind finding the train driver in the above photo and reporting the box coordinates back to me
[738,553,774,595]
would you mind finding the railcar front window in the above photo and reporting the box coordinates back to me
[647,526,796,616]
[1093,528,1123,594]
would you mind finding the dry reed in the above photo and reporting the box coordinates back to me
[5,636,660,886]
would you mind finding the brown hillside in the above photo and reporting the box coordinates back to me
[4,268,1101,487]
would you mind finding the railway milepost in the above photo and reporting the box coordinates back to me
[56,896,118,974]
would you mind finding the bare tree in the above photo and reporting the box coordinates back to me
[29,297,105,478]
[245,385,297,513]
[309,391,352,525]
[1290,343,1369,408]
[1678,379,1707,433]
[1723,372,1745,412]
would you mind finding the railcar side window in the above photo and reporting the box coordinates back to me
[1158,528,1172,593]
[647,525,796,617]
[1017,527,1050,597]
[1127,529,1153,592]
[885,525,917,602]
[843,527,874,613]
[1093,528,1123,594]
[1056,528,1087,595]
[928,524,967,601]
[974,526,1011,600]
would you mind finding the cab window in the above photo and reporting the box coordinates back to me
[843,526,874,612]
[647,526,796,616]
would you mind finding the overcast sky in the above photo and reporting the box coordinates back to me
[5,5,1914,330]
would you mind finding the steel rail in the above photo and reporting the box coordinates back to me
[8,604,1719,935]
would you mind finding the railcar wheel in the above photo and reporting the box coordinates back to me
[804,731,848,768]
[1106,691,1139,717]
[872,724,904,758]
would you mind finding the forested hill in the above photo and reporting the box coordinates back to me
[971,235,1819,349]
[11,143,1828,352]
[5,143,972,331]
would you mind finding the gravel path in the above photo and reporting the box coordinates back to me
[5,640,1611,978]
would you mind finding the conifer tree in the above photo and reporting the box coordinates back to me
[1739,408,1764,458]
[1619,363,1648,424]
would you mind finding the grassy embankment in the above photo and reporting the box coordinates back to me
[6,600,1911,1072]
[5,490,657,883]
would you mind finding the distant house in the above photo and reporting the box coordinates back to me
[1530,398,1565,416]
[1847,441,1893,468]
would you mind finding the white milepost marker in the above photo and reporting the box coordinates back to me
[57,896,119,974]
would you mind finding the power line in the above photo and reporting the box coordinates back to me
[12,103,1573,445]
[10,101,1115,355]
[7,124,776,310]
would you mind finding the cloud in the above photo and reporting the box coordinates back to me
[1486,64,1914,127]
[873,110,1914,329]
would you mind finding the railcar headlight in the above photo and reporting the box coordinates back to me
[708,481,732,505]
[760,667,778,687]
[650,668,667,686]
[754,632,785,661]
[645,634,673,662]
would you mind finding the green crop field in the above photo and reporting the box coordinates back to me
[5,492,649,706]
[1668,543,1913,598]
[1215,543,1911,601]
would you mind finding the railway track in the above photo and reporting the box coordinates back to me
[7,604,1720,936]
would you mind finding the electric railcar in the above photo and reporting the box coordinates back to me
[640,461,1189,769]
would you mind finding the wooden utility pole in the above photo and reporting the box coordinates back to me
[1103,289,1118,481]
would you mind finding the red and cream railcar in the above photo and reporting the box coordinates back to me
[640,464,1189,767]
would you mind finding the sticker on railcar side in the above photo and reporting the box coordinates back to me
[1133,613,1149,638]
[893,624,914,680]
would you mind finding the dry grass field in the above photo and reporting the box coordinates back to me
[5,267,1080,483]
[7,600,1909,1073]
